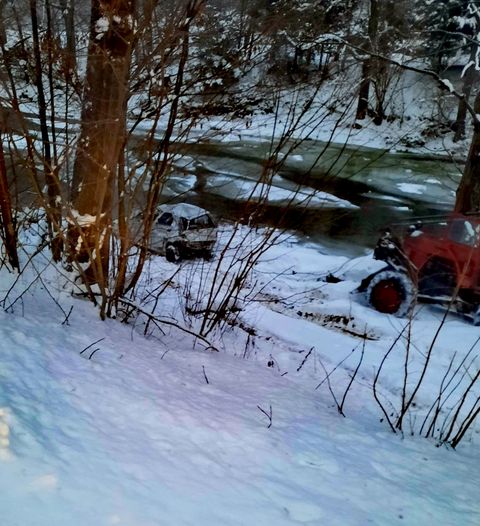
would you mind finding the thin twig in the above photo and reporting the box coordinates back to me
[450,400,480,448]
[315,346,358,390]
[62,305,74,326]
[373,324,411,434]
[443,368,480,444]
[297,347,314,372]
[339,336,366,414]
[317,356,344,417]
[119,297,219,351]
[80,337,105,355]
[202,365,209,384]
[88,348,100,360]
[257,404,272,428]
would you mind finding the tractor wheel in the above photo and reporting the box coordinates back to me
[165,243,182,263]
[366,270,416,317]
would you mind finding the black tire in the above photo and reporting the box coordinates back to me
[165,243,182,263]
[366,270,416,317]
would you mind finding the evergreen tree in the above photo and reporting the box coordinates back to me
[415,0,471,71]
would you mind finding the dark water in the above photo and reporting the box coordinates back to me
[163,139,461,256]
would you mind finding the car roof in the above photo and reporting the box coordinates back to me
[158,203,210,220]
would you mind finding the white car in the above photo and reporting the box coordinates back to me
[149,203,217,262]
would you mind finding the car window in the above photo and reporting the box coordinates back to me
[187,214,215,230]
[449,219,477,247]
[157,212,173,226]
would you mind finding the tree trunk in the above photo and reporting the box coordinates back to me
[133,0,157,63]
[356,59,371,120]
[0,135,18,270]
[373,61,388,126]
[45,0,58,165]
[30,0,62,260]
[0,1,7,46]
[373,96,384,125]
[59,0,76,71]
[356,0,379,120]
[453,43,479,142]
[69,0,135,289]
[455,92,480,213]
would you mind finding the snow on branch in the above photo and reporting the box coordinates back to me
[439,78,454,93]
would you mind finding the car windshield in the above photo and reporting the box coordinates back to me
[449,219,478,247]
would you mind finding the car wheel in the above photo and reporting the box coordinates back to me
[165,243,182,263]
[366,270,416,317]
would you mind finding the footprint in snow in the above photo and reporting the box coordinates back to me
[284,500,325,522]
[295,452,340,475]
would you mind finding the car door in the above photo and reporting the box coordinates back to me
[150,211,176,251]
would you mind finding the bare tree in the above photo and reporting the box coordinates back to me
[0,136,18,269]
[453,5,480,142]
[30,0,62,260]
[356,0,378,121]
[68,0,135,311]
[455,92,480,212]
[117,0,206,302]
[59,0,77,72]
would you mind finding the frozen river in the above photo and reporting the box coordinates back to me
[160,139,462,255]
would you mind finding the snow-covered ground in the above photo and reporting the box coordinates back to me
[0,222,479,526]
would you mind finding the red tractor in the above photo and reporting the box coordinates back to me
[360,213,480,324]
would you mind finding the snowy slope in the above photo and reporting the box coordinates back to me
[0,228,479,526]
